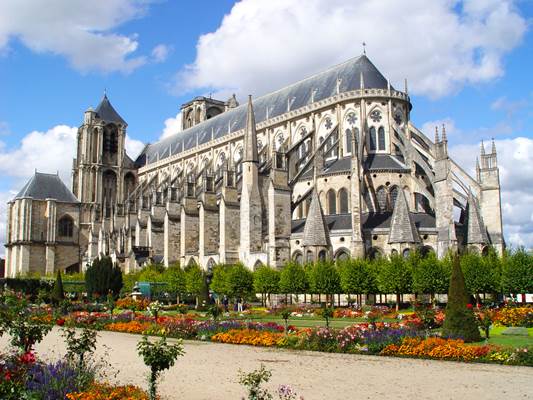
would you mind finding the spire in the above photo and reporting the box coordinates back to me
[465,191,489,245]
[95,94,126,125]
[404,78,408,95]
[243,95,258,163]
[480,140,485,155]
[491,138,496,154]
[442,124,447,142]
[302,187,331,247]
[434,126,439,143]
[388,190,419,244]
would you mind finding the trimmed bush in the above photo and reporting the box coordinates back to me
[51,270,65,304]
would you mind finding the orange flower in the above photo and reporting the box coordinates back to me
[104,321,152,334]
[66,382,151,400]
[211,329,286,347]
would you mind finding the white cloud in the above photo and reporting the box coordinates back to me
[0,0,153,73]
[421,118,458,140]
[160,112,182,140]
[151,44,171,63]
[491,96,529,118]
[0,121,10,135]
[175,0,526,99]
[450,137,533,250]
[0,124,143,255]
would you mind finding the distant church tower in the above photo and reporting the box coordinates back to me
[72,94,138,263]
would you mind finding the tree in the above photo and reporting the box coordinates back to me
[139,263,165,283]
[442,255,481,342]
[210,264,231,297]
[308,261,341,305]
[226,263,254,300]
[411,252,449,304]
[279,262,308,304]
[85,256,123,299]
[376,255,412,311]
[51,269,65,305]
[184,263,205,308]
[461,252,499,306]
[163,263,186,304]
[253,265,280,306]
[338,258,375,306]
[502,248,533,304]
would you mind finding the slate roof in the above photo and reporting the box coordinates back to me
[464,192,489,244]
[137,55,391,165]
[292,212,435,233]
[14,172,79,203]
[302,187,331,247]
[95,95,126,125]
[364,154,409,171]
[388,190,420,243]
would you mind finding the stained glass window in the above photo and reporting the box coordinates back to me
[369,127,377,151]
[378,127,386,151]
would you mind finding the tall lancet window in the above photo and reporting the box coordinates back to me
[338,188,349,214]
[378,127,386,151]
[369,127,377,151]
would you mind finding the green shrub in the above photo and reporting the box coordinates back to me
[50,270,65,305]
[85,257,123,299]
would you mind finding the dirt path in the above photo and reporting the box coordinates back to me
[2,327,532,399]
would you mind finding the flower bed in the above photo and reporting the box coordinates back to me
[493,307,533,327]
[381,337,491,361]
[66,382,150,400]
[105,321,153,334]
[211,329,286,347]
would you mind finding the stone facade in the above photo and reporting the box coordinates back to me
[5,54,505,275]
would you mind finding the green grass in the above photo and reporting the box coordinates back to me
[485,326,533,348]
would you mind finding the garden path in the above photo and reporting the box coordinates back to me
[2,327,533,400]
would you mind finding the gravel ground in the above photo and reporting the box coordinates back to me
[2,327,533,400]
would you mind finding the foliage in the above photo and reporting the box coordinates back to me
[411,252,449,297]
[279,262,308,295]
[137,335,184,400]
[66,382,150,400]
[238,364,273,400]
[116,297,150,311]
[338,258,377,295]
[226,263,254,299]
[62,327,98,370]
[51,269,65,305]
[461,251,500,299]
[502,249,533,300]
[442,255,481,342]
[184,263,206,304]
[162,264,186,302]
[307,261,341,299]
[210,264,231,296]
[0,351,32,399]
[208,304,222,321]
[253,266,280,304]
[377,255,412,310]
[319,306,334,329]
[0,278,52,299]
[139,264,165,283]
[85,257,123,299]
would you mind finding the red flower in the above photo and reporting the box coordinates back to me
[4,371,11,381]
[56,318,65,326]
[19,351,36,364]
[466,304,473,309]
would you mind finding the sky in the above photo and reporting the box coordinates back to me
[0,0,532,253]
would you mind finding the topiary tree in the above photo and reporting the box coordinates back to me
[308,261,341,306]
[253,265,280,307]
[442,255,481,342]
[279,262,308,305]
[502,248,533,304]
[50,269,65,305]
[85,256,123,299]
[376,255,412,311]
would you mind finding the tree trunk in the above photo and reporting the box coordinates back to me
[396,293,400,311]
[522,293,527,304]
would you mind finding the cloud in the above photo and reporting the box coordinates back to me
[125,135,145,159]
[151,44,171,63]
[0,0,153,73]
[0,121,10,136]
[174,0,526,99]
[421,118,458,140]
[491,96,530,118]
[160,112,182,140]
[450,137,533,250]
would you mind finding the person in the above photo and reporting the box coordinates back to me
[237,297,243,313]
[222,295,229,312]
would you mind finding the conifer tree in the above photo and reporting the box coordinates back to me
[442,255,481,342]
[51,269,65,304]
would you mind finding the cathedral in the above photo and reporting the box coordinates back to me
[4,54,504,277]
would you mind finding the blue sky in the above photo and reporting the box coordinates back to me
[0,0,532,250]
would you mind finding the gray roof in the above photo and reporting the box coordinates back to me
[137,55,391,165]
[364,154,409,171]
[464,192,489,245]
[95,95,126,125]
[388,190,420,244]
[302,187,331,246]
[292,212,435,234]
[15,172,79,203]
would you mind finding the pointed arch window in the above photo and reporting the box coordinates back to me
[338,188,349,214]
[378,127,386,151]
[369,127,377,151]
[345,129,352,155]
[376,186,388,212]
[327,189,337,215]
[390,186,399,210]
[58,215,74,237]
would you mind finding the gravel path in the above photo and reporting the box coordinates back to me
[2,327,533,399]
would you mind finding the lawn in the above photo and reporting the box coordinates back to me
[485,326,533,348]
